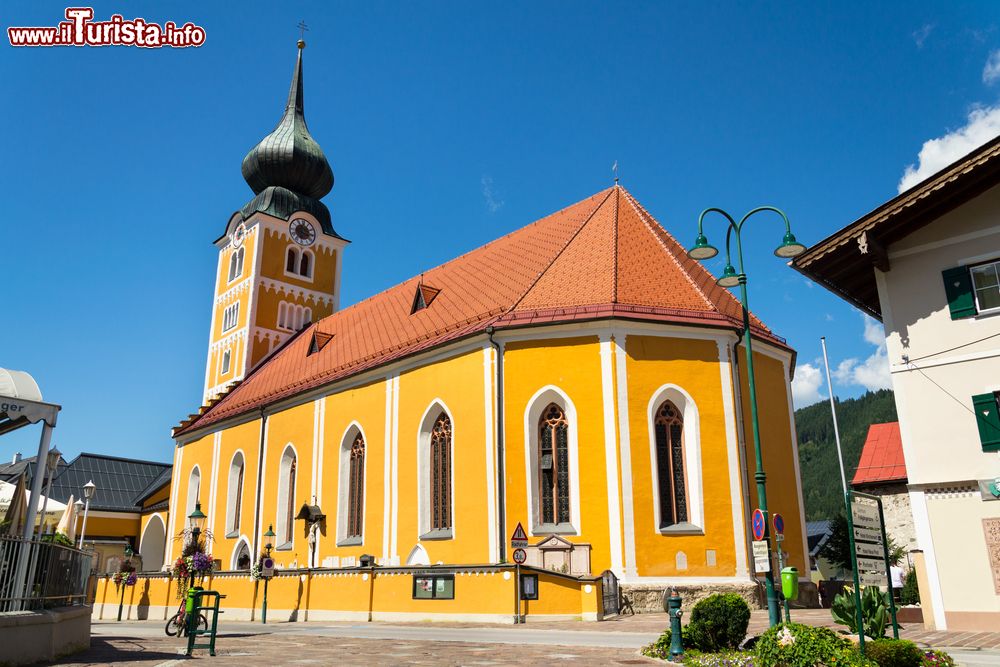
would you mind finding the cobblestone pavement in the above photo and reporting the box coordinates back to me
[47,631,657,666]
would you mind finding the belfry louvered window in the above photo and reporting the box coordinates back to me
[654,401,688,527]
[347,433,366,539]
[538,403,570,525]
[430,413,452,530]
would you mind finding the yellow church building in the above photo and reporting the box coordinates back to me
[96,41,809,623]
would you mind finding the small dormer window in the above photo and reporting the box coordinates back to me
[411,283,441,314]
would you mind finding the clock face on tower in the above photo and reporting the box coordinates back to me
[289,218,316,246]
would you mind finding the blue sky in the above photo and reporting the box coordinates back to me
[3,1,999,463]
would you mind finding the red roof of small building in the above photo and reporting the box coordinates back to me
[175,185,789,437]
[852,422,907,486]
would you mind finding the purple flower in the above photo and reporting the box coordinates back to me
[125,572,138,586]
[191,552,213,572]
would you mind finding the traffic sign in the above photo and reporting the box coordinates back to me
[773,513,784,538]
[751,509,767,541]
[752,540,771,572]
[512,548,527,564]
[261,556,275,578]
[510,522,528,549]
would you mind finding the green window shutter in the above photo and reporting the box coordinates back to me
[942,266,976,319]
[972,393,1000,452]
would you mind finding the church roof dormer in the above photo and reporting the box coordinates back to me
[241,40,334,200]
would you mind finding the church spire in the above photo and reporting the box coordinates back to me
[240,40,334,201]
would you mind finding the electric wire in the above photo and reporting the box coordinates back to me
[902,330,1000,364]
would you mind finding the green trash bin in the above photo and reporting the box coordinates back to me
[781,567,799,601]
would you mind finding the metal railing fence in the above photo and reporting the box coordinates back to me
[0,535,93,612]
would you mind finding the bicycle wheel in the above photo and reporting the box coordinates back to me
[195,614,208,633]
[165,614,182,637]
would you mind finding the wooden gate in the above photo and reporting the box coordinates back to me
[601,569,619,615]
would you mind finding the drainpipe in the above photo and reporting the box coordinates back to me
[252,408,268,558]
[486,326,506,563]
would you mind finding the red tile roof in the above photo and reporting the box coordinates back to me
[175,185,787,437]
[852,422,907,486]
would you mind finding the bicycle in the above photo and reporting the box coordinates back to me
[165,598,208,637]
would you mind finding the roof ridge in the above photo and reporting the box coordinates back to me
[618,187,716,312]
[499,187,617,318]
[67,452,172,467]
[612,185,620,303]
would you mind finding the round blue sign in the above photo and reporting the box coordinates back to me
[773,513,785,536]
[751,509,766,541]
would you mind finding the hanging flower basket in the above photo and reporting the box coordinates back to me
[112,561,137,587]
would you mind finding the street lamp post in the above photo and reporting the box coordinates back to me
[79,480,96,549]
[261,525,275,624]
[688,206,805,628]
[187,502,207,591]
[117,544,134,622]
[34,446,62,540]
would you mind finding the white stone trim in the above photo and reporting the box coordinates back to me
[256,416,270,556]
[229,535,252,570]
[214,278,252,306]
[598,336,624,576]
[166,447,183,564]
[207,432,221,536]
[382,378,393,562]
[482,346,498,562]
[314,397,325,561]
[522,385,582,535]
[259,277,334,308]
[909,488,947,630]
[390,375,400,560]
[613,336,637,578]
[717,340,749,577]
[782,357,810,576]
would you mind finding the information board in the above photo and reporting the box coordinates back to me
[752,539,771,573]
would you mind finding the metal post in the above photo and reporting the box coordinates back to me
[737,272,781,626]
[78,498,91,549]
[820,337,849,493]
[117,580,126,621]
[875,496,900,639]
[262,577,269,624]
[845,491,866,655]
[514,563,521,624]
[776,545,790,623]
[12,423,53,609]
[33,461,56,541]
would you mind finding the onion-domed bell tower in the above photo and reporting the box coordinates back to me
[202,39,347,403]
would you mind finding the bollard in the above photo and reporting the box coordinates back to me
[668,589,684,659]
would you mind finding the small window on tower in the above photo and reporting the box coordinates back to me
[220,349,231,375]
[300,251,312,279]
[222,303,239,332]
[228,247,245,282]
[286,247,299,273]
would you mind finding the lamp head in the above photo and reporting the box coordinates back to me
[687,233,719,260]
[774,230,806,258]
[75,499,84,510]
[188,501,207,532]
[46,447,61,472]
[264,524,275,551]
[717,263,740,288]
[83,480,96,500]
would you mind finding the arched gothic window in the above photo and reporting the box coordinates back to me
[234,540,251,570]
[228,247,244,282]
[299,251,312,278]
[286,246,299,273]
[430,413,452,531]
[654,400,688,527]
[538,404,570,525]
[226,452,245,535]
[275,447,297,546]
[347,433,365,539]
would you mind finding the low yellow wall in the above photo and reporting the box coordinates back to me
[93,566,603,624]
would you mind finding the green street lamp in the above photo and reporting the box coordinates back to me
[688,206,805,628]
[261,525,275,625]
[187,502,207,589]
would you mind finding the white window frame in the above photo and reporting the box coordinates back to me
[970,259,1000,315]
[274,444,298,549]
[186,465,201,519]
[228,247,245,283]
[220,349,231,376]
[646,384,704,534]
[299,249,314,280]
[336,422,367,546]
[416,400,455,540]
[225,450,245,537]
[522,385,581,535]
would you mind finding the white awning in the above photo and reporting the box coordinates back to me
[0,368,43,402]
[0,480,66,515]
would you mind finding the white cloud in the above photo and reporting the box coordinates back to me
[912,24,934,49]
[832,316,892,392]
[898,104,1000,193]
[984,49,1000,84]
[481,175,504,213]
[792,362,826,408]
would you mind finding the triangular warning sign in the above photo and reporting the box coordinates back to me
[511,522,528,542]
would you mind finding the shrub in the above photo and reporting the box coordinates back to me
[832,586,892,639]
[900,569,920,606]
[921,650,955,667]
[680,650,755,666]
[641,627,688,661]
[755,622,876,667]
[865,639,923,667]
[686,593,752,652]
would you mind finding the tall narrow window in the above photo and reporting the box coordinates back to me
[226,453,245,535]
[222,303,239,332]
[286,247,298,273]
[430,413,452,530]
[285,458,296,542]
[228,247,245,282]
[654,401,688,527]
[276,447,297,547]
[220,349,231,375]
[538,404,570,525]
[299,251,311,278]
[347,433,365,539]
